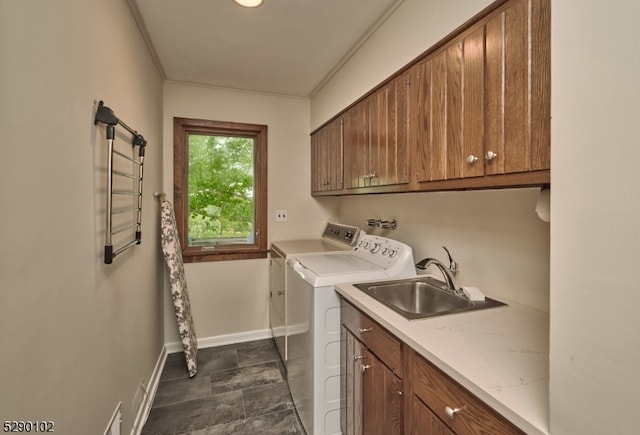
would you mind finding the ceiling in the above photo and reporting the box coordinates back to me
[130,0,402,97]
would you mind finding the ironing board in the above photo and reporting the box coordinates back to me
[160,200,198,377]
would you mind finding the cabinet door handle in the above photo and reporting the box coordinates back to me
[485,151,498,161]
[353,355,364,361]
[358,327,372,333]
[277,291,285,295]
[360,364,371,373]
[466,155,479,164]
[445,406,464,419]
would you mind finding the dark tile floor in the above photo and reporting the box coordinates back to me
[141,339,305,435]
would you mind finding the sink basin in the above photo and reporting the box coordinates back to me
[353,276,506,320]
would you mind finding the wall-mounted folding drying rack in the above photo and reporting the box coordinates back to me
[94,100,147,264]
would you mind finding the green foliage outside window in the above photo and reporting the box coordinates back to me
[187,134,255,245]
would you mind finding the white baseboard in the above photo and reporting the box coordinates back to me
[130,346,167,435]
[131,328,273,433]
[165,328,273,354]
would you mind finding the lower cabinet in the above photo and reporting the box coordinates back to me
[341,301,403,435]
[340,298,524,435]
[410,351,523,435]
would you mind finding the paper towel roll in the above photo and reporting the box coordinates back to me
[535,187,550,222]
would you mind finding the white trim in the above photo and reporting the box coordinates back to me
[130,346,167,435]
[165,328,273,354]
[103,401,122,435]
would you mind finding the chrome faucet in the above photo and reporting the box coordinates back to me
[415,246,462,296]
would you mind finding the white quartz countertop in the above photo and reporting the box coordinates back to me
[335,281,549,435]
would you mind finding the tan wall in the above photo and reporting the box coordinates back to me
[162,82,333,343]
[550,1,640,433]
[320,188,550,311]
[311,0,496,129]
[0,1,164,433]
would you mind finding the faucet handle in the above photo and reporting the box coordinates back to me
[415,257,434,270]
[442,246,458,276]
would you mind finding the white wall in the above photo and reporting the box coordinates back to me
[0,1,164,434]
[550,1,640,433]
[162,82,331,343]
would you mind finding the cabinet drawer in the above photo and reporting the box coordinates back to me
[412,352,523,434]
[341,299,403,377]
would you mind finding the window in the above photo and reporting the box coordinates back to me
[173,117,268,262]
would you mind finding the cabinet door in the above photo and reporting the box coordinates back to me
[342,327,403,435]
[484,0,551,174]
[343,99,370,189]
[411,397,455,435]
[342,327,364,435]
[369,73,411,187]
[413,27,484,183]
[409,58,432,184]
[428,48,448,181]
[362,347,403,435]
[459,26,486,179]
[311,117,343,192]
[310,127,323,192]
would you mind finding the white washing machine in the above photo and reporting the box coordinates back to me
[269,223,361,365]
[286,234,416,435]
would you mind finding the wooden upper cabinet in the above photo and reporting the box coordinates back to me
[311,116,343,192]
[411,26,485,183]
[412,0,550,185]
[484,0,551,175]
[343,73,411,190]
[460,27,486,178]
[370,72,411,187]
[312,0,550,196]
[343,99,370,189]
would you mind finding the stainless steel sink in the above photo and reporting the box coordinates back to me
[353,276,506,320]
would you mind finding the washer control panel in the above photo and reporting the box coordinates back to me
[354,234,413,269]
[322,222,361,246]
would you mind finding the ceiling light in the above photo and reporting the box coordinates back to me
[234,0,263,7]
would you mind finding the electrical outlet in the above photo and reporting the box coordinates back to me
[275,210,288,221]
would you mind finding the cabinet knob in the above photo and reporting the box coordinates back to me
[466,155,479,164]
[358,327,372,334]
[445,406,463,419]
[360,364,371,373]
[485,151,498,161]
[353,355,364,361]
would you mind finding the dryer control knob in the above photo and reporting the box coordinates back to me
[370,243,381,253]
